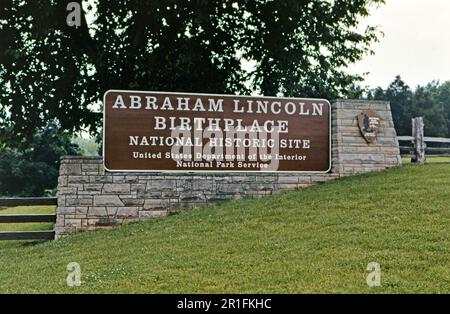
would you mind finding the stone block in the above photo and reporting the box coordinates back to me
[205,194,233,203]
[84,184,103,192]
[89,176,113,183]
[68,176,90,184]
[88,207,108,217]
[161,190,180,198]
[176,179,193,190]
[66,197,93,206]
[229,176,256,183]
[143,199,169,210]
[120,197,145,206]
[131,184,146,192]
[310,175,334,182]
[67,183,84,190]
[106,207,118,216]
[116,207,139,218]
[75,207,89,214]
[60,163,81,175]
[277,176,299,184]
[58,206,77,214]
[64,214,87,219]
[88,218,119,227]
[297,176,313,184]
[339,153,385,164]
[57,196,65,207]
[146,180,177,191]
[216,184,243,194]
[277,183,299,191]
[179,191,206,202]
[138,191,162,199]
[102,183,131,194]
[57,187,77,195]
[139,210,168,219]
[82,164,99,174]
[369,102,389,111]
[125,176,139,183]
[65,219,82,228]
[255,175,277,183]
[58,175,68,187]
[247,183,273,192]
[376,137,398,145]
[93,195,124,206]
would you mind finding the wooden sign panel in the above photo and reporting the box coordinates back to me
[103,90,330,172]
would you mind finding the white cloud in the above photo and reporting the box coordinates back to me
[347,0,450,89]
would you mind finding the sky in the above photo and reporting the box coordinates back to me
[347,0,450,89]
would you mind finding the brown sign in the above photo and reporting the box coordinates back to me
[357,111,381,143]
[103,90,330,172]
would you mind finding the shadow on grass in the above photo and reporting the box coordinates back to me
[0,239,51,248]
[20,240,50,247]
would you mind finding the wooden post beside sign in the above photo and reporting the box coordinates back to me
[103,90,331,173]
[411,117,426,163]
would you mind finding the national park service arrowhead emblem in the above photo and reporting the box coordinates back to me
[357,111,380,143]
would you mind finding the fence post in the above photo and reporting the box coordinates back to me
[411,117,426,163]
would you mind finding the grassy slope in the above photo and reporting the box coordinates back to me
[0,164,449,293]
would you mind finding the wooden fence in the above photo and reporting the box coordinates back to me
[398,117,450,162]
[0,197,57,240]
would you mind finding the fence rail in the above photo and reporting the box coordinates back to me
[398,136,450,144]
[0,197,57,241]
[398,117,450,162]
[0,231,55,241]
[0,214,56,223]
[0,197,57,207]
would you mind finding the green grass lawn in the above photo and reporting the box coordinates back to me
[402,156,450,163]
[0,164,449,293]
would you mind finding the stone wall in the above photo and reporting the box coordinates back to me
[332,100,401,174]
[55,99,401,237]
[55,158,339,237]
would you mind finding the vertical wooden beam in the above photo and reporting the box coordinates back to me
[411,117,426,163]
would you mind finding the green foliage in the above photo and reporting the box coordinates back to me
[0,121,80,196]
[72,137,99,156]
[368,76,450,137]
[0,0,384,141]
[0,164,449,293]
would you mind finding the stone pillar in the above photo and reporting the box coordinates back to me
[55,156,169,238]
[331,99,401,175]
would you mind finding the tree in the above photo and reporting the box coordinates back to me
[412,83,447,137]
[369,76,450,137]
[0,0,384,142]
[427,81,450,137]
[368,76,413,135]
[0,121,80,196]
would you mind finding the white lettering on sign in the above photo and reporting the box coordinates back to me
[111,94,324,117]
